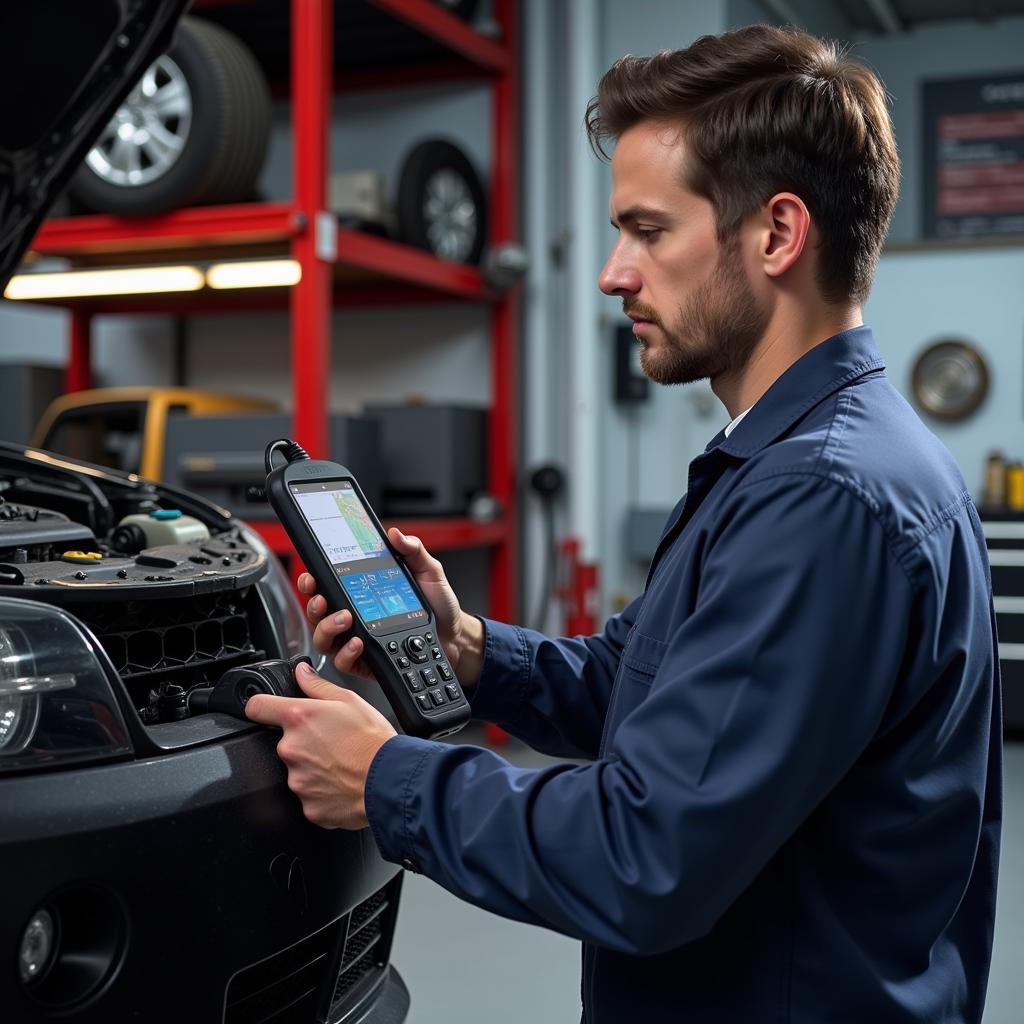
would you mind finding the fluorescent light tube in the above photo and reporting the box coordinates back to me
[4,265,204,300]
[206,259,301,289]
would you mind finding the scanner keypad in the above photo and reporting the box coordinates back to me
[389,631,466,713]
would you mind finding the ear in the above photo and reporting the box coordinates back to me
[759,192,811,280]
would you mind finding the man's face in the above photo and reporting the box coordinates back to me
[599,121,768,386]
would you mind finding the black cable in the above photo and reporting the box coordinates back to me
[526,464,566,632]
[627,405,640,511]
[530,497,558,632]
[264,438,310,475]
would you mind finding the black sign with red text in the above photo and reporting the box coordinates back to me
[923,72,1024,239]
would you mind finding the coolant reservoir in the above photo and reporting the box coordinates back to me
[117,509,210,547]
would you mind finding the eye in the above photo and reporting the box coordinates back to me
[637,227,661,242]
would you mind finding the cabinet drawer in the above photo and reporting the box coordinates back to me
[995,601,1024,643]
[989,550,1024,596]
[983,520,1024,550]
[1001,656,1024,730]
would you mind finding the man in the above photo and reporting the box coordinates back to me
[247,25,1001,1023]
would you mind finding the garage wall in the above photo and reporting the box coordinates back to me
[183,304,491,411]
[589,0,730,610]
[583,6,1024,611]
[5,5,1024,626]
[854,18,1024,494]
[727,0,847,38]
[865,249,1024,495]
[584,0,860,610]
[856,16,1024,245]
[261,83,491,206]
[0,306,174,385]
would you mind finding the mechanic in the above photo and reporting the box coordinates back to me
[246,24,1002,1023]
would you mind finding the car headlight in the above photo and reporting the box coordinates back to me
[0,599,132,773]
[239,524,315,661]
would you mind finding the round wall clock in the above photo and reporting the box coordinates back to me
[910,339,989,421]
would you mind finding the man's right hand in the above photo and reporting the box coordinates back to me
[299,527,485,691]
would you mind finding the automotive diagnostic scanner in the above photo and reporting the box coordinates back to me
[264,439,470,739]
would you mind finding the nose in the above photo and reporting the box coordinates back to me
[599,241,640,297]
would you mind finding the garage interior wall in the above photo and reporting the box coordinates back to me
[2,3,1024,627]
[545,1,1024,616]
[854,19,1024,497]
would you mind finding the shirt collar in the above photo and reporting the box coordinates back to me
[724,406,753,438]
[714,325,885,459]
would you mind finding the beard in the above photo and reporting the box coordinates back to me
[627,236,769,386]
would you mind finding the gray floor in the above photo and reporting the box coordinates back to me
[391,731,1024,1023]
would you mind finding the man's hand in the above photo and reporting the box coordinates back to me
[245,660,397,830]
[299,527,486,691]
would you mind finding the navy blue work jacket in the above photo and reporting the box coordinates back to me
[365,327,1001,1023]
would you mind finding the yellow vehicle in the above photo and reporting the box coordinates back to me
[32,387,277,481]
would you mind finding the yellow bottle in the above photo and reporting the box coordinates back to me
[1007,462,1024,511]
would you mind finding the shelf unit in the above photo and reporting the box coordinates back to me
[25,0,520,619]
[980,510,1024,733]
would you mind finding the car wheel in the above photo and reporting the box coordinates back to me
[396,139,487,265]
[69,17,270,216]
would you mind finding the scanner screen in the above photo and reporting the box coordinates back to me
[292,479,428,633]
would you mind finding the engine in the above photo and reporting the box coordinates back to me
[0,482,277,725]
[0,499,95,565]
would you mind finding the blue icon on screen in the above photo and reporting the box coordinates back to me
[340,567,422,624]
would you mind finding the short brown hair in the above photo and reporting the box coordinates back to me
[585,25,900,304]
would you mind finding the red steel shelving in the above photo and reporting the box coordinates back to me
[26,0,520,621]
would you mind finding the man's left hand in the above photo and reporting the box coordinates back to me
[245,660,397,830]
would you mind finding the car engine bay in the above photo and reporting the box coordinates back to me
[0,443,294,728]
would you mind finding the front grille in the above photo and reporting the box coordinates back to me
[225,918,342,1024]
[331,886,390,1009]
[224,880,399,1024]
[73,589,262,712]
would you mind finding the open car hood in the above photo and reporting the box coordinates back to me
[0,0,190,289]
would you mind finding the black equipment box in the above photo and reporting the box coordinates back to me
[163,413,381,518]
[364,404,487,517]
[0,364,64,444]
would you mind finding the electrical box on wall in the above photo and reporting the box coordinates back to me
[614,324,650,404]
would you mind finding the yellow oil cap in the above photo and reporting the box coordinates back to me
[61,551,103,564]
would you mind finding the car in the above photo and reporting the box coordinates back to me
[31,387,279,480]
[0,3,410,1021]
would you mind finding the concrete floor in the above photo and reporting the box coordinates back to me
[391,731,1024,1024]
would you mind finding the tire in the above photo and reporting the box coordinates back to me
[69,16,270,216]
[396,139,487,265]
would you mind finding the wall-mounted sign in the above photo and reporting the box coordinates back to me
[922,72,1024,239]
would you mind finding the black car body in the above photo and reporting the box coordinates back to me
[0,442,409,1022]
[0,2,408,1021]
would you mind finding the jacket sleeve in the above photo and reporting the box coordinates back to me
[467,595,643,760]
[365,473,914,954]
[465,495,687,759]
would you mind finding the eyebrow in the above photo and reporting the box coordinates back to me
[611,205,675,229]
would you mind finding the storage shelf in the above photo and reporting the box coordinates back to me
[27,209,493,310]
[253,516,509,557]
[366,0,508,74]
[193,0,510,87]
[41,0,520,622]
[29,203,298,257]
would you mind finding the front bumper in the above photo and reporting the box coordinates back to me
[2,726,403,1022]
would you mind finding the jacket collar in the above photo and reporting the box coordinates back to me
[714,325,885,459]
